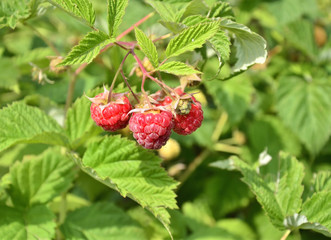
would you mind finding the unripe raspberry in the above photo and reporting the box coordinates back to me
[89,91,132,131]
[129,110,173,149]
[158,138,181,161]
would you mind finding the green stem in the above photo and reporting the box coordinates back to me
[211,112,228,142]
[178,150,210,185]
[24,23,60,55]
[64,70,77,116]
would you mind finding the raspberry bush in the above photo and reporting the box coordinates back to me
[0,0,331,240]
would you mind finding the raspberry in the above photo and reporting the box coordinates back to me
[129,110,173,149]
[90,92,132,131]
[173,97,203,135]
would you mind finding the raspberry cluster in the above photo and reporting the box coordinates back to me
[89,88,203,149]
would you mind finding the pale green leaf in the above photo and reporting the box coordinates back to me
[6,149,75,207]
[60,31,115,66]
[108,0,128,37]
[181,0,208,20]
[135,28,159,68]
[157,61,201,76]
[0,102,69,153]
[61,202,147,240]
[166,21,220,58]
[47,0,96,26]
[204,76,253,123]
[208,31,231,64]
[276,76,331,155]
[312,171,331,193]
[208,2,234,20]
[75,135,178,229]
[0,204,56,240]
[65,87,103,149]
[220,19,267,72]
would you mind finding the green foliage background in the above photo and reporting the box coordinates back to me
[0,0,331,239]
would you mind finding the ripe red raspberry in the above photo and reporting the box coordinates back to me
[129,110,173,149]
[90,92,132,131]
[173,100,203,135]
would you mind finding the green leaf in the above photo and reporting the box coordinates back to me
[0,204,56,240]
[284,20,318,59]
[47,0,96,26]
[247,116,301,169]
[135,28,159,68]
[145,0,181,22]
[204,76,253,123]
[208,31,231,65]
[276,76,331,155]
[181,0,208,20]
[266,0,318,25]
[108,0,129,37]
[216,219,256,240]
[312,171,331,193]
[0,102,69,153]
[14,47,54,65]
[0,0,34,29]
[0,58,20,93]
[184,227,242,240]
[220,19,267,72]
[74,135,178,230]
[61,202,147,239]
[182,200,215,232]
[65,87,103,149]
[275,153,305,216]
[5,149,75,207]
[232,157,285,229]
[211,153,305,230]
[166,21,220,58]
[208,2,234,20]
[157,61,201,76]
[60,31,115,66]
[182,15,210,27]
[300,192,331,237]
[201,173,252,218]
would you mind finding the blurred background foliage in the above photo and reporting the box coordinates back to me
[0,0,330,239]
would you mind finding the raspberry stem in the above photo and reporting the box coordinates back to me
[108,51,131,102]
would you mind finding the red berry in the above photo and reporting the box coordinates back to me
[173,98,203,135]
[129,110,173,149]
[90,93,132,131]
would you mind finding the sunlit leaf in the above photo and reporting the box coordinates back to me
[60,31,115,66]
